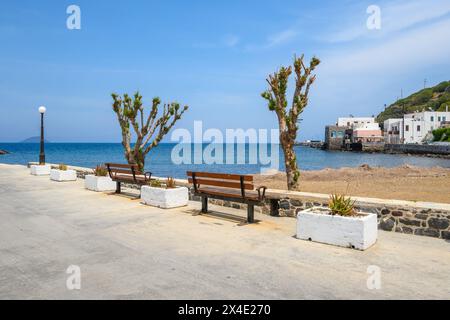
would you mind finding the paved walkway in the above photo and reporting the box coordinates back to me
[0,164,449,299]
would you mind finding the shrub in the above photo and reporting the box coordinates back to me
[149,179,162,188]
[166,177,176,189]
[58,163,68,171]
[433,127,450,142]
[328,194,356,216]
[93,165,108,177]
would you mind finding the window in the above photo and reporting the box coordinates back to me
[438,117,441,121]
[405,125,409,131]
[417,125,420,132]
[331,131,336,138]
[347,122,350,126]
[443,116,447,121]
[337,131,344,138]
[431,116,434,121]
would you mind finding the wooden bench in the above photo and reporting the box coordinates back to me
[187,171,267,223]
[105,163,152,193]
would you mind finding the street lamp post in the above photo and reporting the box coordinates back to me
[38,106,46,165]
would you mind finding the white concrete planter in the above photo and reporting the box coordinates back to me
[297,207,378,250]
[50,169,77,182]
[141,186,189,209]
[84,175,116,192]
[30,164,51,176]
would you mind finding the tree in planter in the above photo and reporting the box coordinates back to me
[261,54,320,190]
[112,92,188,171]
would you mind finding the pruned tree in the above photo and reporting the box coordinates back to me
[261,54,320,190]
[112,92,188,171]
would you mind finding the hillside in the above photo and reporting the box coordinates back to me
[376,80,450,123]
[20,136,50,143]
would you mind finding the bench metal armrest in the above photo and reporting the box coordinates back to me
[144,172,152,181]
[256,186,267,201]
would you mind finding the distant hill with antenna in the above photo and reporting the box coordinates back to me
[376,80,450,123]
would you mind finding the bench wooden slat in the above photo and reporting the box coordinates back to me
[197,187,260,201]
[188,178,253,190]
[187,171,253,182]
[109,168,143,175]
[113,174,147,181]
[105,163,139,169]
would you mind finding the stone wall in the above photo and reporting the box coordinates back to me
[257,196,450,240]
[385,143,450,156]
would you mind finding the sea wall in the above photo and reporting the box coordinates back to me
[28,162,450,240]
[385,143,450,155]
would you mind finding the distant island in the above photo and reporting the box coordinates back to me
[20,136,51,143]
[376,80,450,123]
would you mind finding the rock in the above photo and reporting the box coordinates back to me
[379,217,395,231]
[279,200,290,210]
[414,213,428,220]
[414,228,440,238]
[0,149,10,155]
[290,199,303,207]
[428,218,449,230]
[360,164,371,170]
[231,203,241,209]
[399,218,421,227]
[381,208,390,215]
[441,231,450,240]
[402,227,413,234]
[391,211,403,217]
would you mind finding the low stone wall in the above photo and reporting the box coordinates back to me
[28,162,450,239]
[385,143,450,156]
[260,194,450,240]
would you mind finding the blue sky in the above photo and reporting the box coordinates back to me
[0,0,449,142]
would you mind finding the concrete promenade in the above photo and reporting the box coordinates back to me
[0,164,449,299]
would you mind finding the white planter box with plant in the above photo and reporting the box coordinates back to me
[50,164,77,182]
[296,194,378,250]
[141,178,188,209]
[85,165,116,192]
[30,164,51,176]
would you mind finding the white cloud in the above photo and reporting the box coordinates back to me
[266,29,297,47]
[328,0,450,43]
[322,18,450,75]
[222,34,240,47]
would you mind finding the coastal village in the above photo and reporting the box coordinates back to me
[323,108,450,154]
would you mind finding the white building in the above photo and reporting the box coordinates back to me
[337,117,375,128]
[384,111,450,144]
[384,118,404,144]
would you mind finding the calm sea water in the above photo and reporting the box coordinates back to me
[0,143,449,178]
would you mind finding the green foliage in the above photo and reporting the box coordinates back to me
[58,163,68,171]
[93,165,108,177]
[377,80,450,123]
[328,194,356,216]
[149,179,163,188]
[261,54,320,190]
[432,127,450,142]
[111,92,188,171]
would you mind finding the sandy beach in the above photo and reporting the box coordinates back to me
[255,165,450,204]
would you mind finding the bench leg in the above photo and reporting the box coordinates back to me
[201,196,208,213]
[247,204,255,223]
[116,181,121,194]
[270,199,279,216]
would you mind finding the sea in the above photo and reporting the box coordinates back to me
[0,143,449,178]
